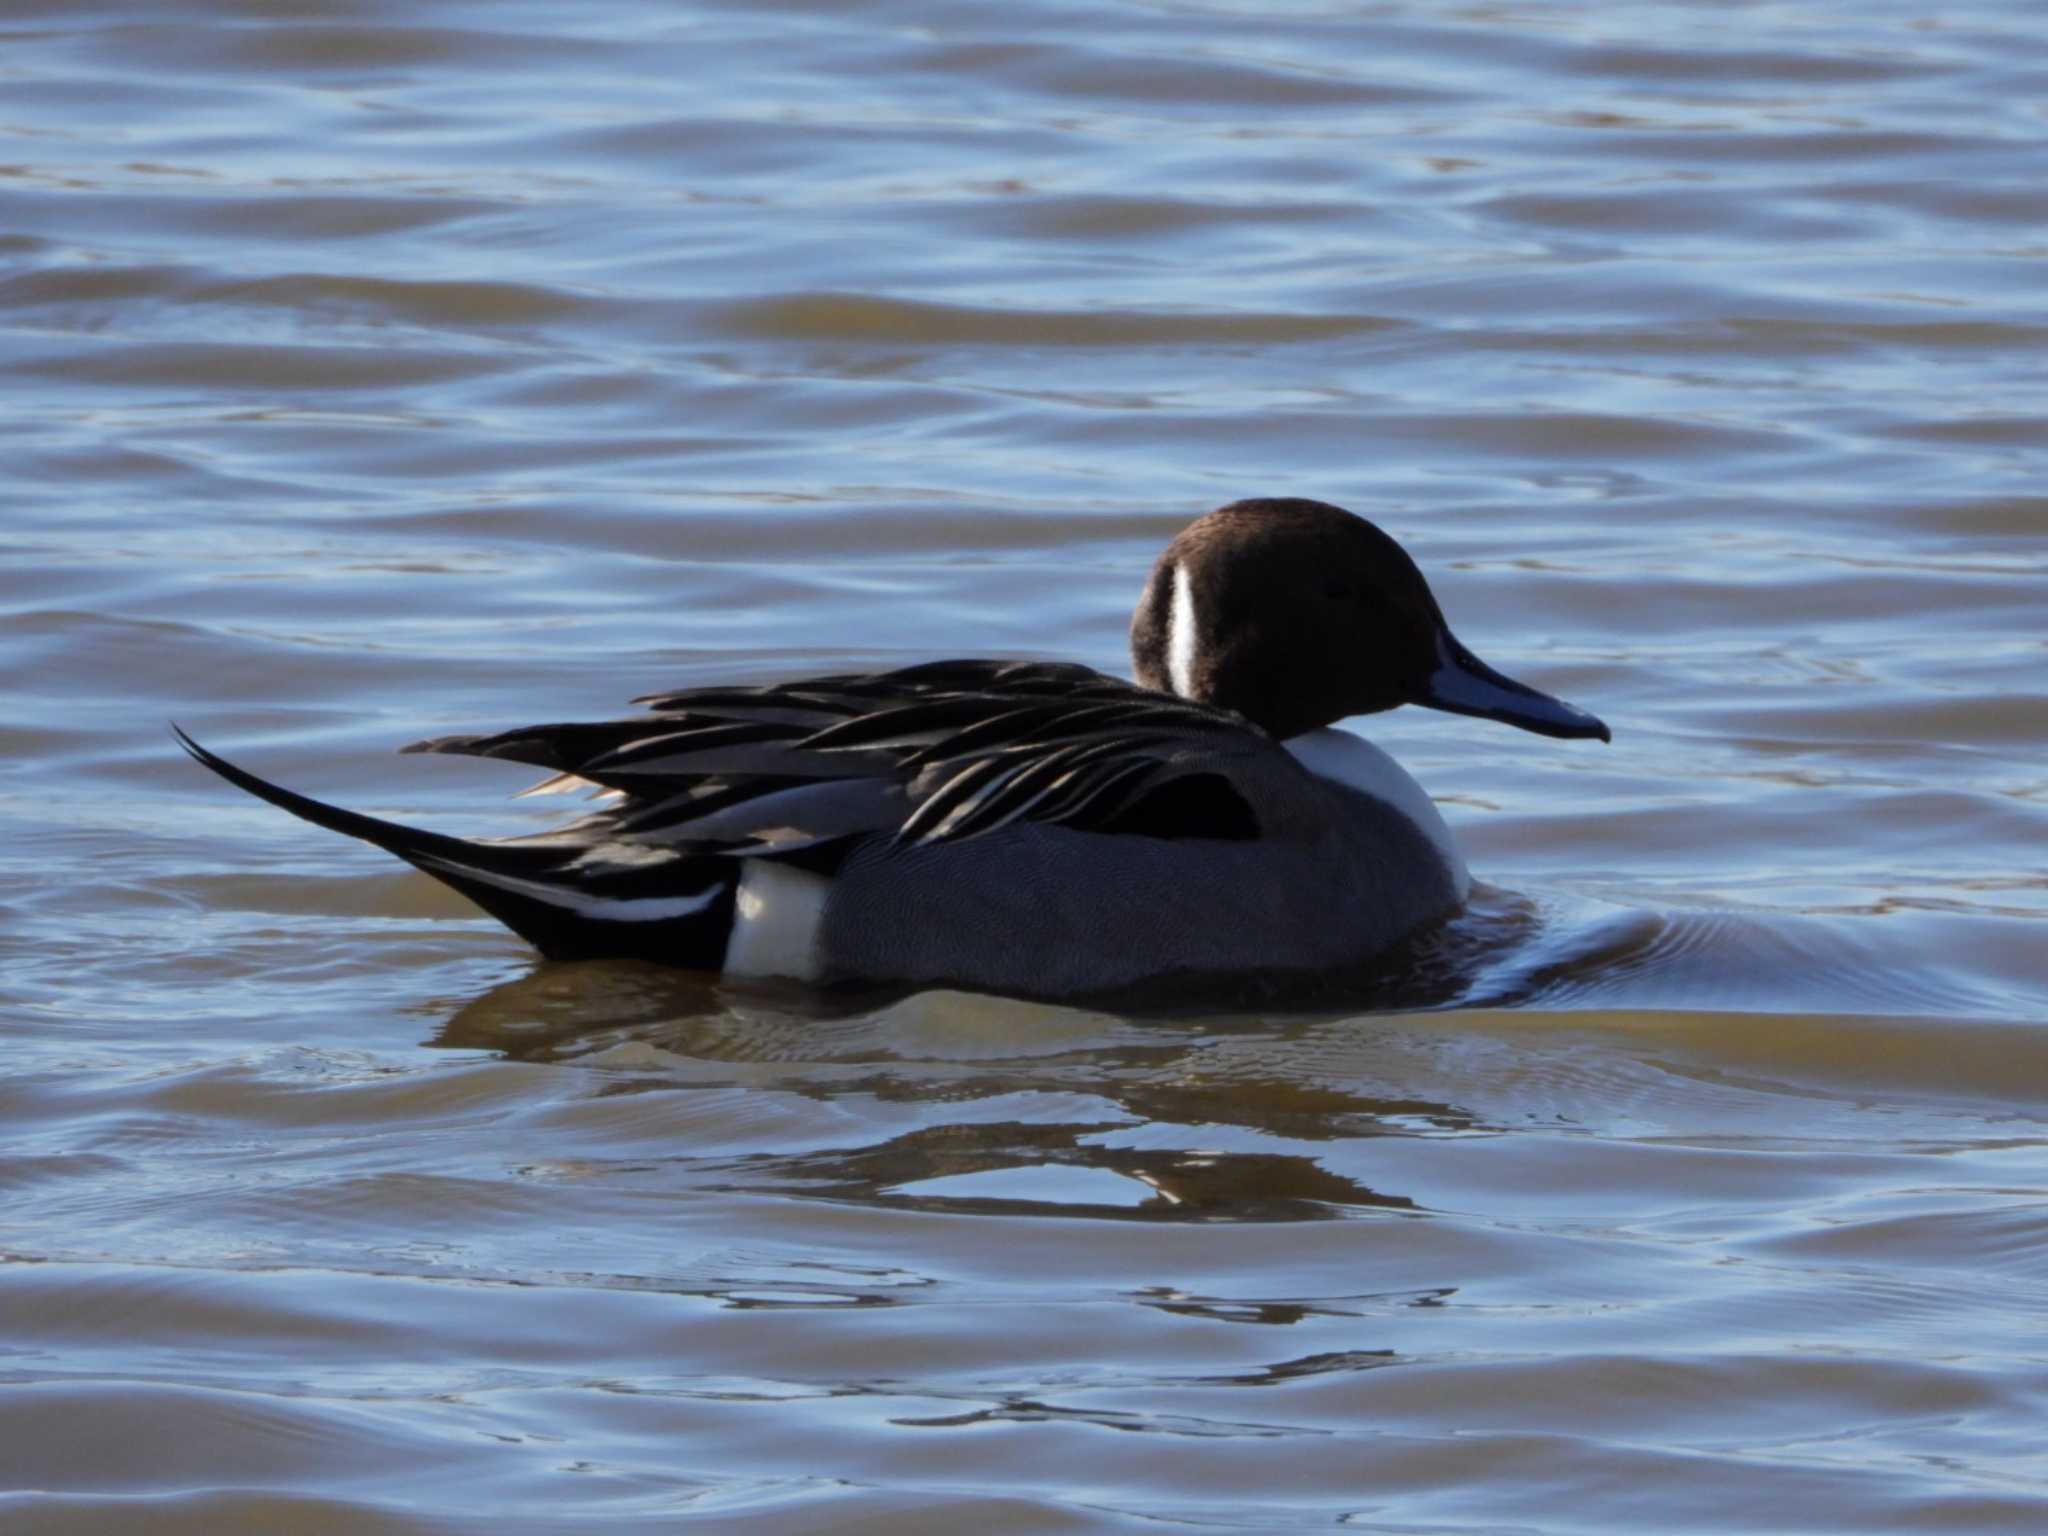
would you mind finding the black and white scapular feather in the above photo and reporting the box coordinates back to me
[180,498,1609,999]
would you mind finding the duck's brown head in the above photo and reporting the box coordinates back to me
[1130,497,1609,743]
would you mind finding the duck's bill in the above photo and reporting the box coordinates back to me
[1418,633,1611,742]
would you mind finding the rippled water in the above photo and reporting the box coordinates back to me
[5,1,2047,1529]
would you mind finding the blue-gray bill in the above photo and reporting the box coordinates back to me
[1420,634,1611,742]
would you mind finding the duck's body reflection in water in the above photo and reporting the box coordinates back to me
[423,905,1520,1227]
[417,875,2016,1232]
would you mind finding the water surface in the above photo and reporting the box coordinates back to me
[3,1,2046,1530]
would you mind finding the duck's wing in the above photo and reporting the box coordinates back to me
[405,659,1270,857]
[177,661,1279,967]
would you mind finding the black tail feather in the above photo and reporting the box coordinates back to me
[173,726,738,966]
[174,725,531,871]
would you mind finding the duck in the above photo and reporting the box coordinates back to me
[178,497,1608,1000]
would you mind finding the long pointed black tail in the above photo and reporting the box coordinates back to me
[173,726,737,965]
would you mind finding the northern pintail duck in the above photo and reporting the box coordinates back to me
[180,498,1607,999]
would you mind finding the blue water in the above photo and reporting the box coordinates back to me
[3,1,2046,1530]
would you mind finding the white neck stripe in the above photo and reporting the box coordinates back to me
[1166,562,1199,699]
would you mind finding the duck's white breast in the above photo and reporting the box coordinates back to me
[1282,728,1471,897]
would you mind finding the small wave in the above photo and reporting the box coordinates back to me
[703,292,1403,348]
